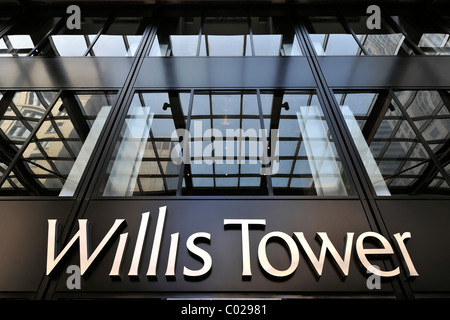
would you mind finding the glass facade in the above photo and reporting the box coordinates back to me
[150,16,302,57]
[334,90,450,195]
[0,1,449,302]
[0,7,448,198]
[0,91,117,195]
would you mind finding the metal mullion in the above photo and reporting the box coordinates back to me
[385,141,421,187]
[122,35,130,53]
[37,15,158,301]
[300,51,383,198]
[0,15,21,39]
[78,19,158,199]
[410,140,450,193]
[337,14,369,56]
[438,90,450,114]
[60,92,90,142]
[382,13,425,56]
[238,92,243,187]
[32,96,78,163]
[361,91,394,143]
[27,15,67,57]
[46,113,77,159]
[376,114,404,160]
[177,89,194,195]
[136,174,144,194]
[287,140,302,189]
[148,132,168,192]
[8,101,40,133]
[26,138,65,181]
[83,15,115,57]
[1,35,15,56]
[26,91,71,172]
[0,90,62,189]
[208,92,216,188]
[389,88,450,186]
[0,92,15,119]
[256,89,272,195]
[248,15,255,56]
[415,100,445,136]
[196,16,204,56]
[287,94,312,188]
[295,17,414,299]
[322,34,329,54]
[286,93,312,189]
[138,91,168,192]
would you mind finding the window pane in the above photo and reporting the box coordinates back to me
[392,15,450,55]
[251,17,302,56]
[395,90,450,183]
[42,17,107,56]
[307,16,362,56]
[0,92,116,196]
[262,90,353,195]
[335,90,449,196]
[184,91,263,195]
[200,17,250,56]
[345,16,411,55]
[0,17,61,56]
[98,92,189,196]
[149,17,202,56]
[90,17,144,56]
[0,91,57,182]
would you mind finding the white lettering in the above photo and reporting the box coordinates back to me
[223,219,266,277]
[356,231,400,277]
[258,231,299,278]
[294,232,354,277]
[392,232,419,277]
[183,232,212,278]
[46,218,125,275]
[147,206,167,277]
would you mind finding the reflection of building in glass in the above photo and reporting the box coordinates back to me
[336,89,450,195]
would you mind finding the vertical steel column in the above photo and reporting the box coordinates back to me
[293,15,415,300]
[36,15,159,300]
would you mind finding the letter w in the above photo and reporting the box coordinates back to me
[294,232,354,278]
[47,219,125,275]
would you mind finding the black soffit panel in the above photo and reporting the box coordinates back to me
[0,57,133,89]
[320,56,450,89]
[1,56,449,89]
[135,57,316,89]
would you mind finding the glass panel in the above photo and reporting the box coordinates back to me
[42,17,107,56]
[98,92,189,196]
[307,16,362,56]
[395,90,450,181]
[184,91,264,195]
[200,17,251,56]
[0,91,57,164]
[0,17,61,56]
[392,16,450,55]
[345,16,410,55]
[262,91,352,195]
[250,17,302,56]
[90,17,144,56]
[149,17,202,56]
[0,92,116,196]
[335,90,449,196]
